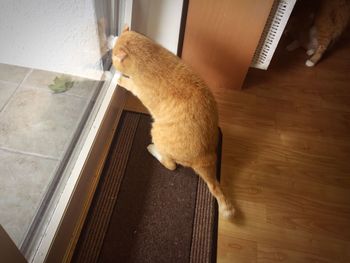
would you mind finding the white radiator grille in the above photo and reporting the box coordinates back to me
[251,0,296,70]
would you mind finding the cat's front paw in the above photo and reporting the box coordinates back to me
[305,59,315,67]
[117,75,136,94]
[117,75,127,88]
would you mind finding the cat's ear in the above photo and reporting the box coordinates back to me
[122,25,130,33]
[114,49,128,62]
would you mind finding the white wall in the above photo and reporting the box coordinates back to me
[132,0,183,54]
[0,0,103,80]
[0,0,184,79]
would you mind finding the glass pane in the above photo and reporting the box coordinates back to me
[0,0,127,255]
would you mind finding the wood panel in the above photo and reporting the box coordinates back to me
[215,32,350,262]
[217,235,257,263]
[181,0,274,90]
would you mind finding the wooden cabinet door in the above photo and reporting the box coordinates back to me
[182,0,274,90]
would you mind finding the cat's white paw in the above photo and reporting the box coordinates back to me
[147,144,162,162]
[306,49,315,56]
[305,60,315,67]
[107,35,118,50]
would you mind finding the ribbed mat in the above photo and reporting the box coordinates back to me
[72,111,220,263]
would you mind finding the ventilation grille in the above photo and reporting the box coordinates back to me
[251,0,296,70]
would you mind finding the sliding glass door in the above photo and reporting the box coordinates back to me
[0,0,132,261]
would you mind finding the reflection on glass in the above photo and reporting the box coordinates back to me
[0,64,102,247]
[0,0,121,256]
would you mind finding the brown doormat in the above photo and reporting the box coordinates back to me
[72,111,221,263]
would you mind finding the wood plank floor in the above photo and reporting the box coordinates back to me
[123,33,350,262]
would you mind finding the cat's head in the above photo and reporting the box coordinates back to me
[112,26,137,77]
[112,26,159,77]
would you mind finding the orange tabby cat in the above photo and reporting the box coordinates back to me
[112,27,235,219]
[286,0,350,66]
[306,0,350,66]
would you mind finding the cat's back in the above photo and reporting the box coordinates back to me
[124,30,218,124]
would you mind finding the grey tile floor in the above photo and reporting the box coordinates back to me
[0,63,101,247]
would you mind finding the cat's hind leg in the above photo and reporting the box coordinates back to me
[306,22,332,67]
[306,26,318,57]
[147,144,177,171]
[306,42,329,67]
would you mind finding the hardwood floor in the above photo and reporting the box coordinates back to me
[123,33,350,262]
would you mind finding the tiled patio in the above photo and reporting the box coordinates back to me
[0,63,101,247]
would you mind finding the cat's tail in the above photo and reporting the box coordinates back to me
[192,164,235,220]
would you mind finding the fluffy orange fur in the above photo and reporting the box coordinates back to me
[112,27,234,219]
